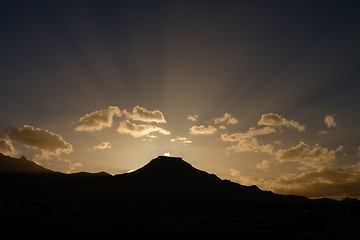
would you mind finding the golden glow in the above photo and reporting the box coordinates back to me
[164,152,170,156]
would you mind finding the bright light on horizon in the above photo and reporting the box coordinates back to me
[164,152,170,156]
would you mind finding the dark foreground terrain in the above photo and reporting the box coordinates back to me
[1,153,360,239]
[2,198,360,239]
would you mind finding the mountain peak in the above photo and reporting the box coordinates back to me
[134,156,195,175]
[0,153,53,174]
[151,156,191,166]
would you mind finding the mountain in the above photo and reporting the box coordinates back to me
[0,153,357,205]
[111,156,286,203]
[0,154,291,203]
[2,153,360,238]
[0,153,53,174]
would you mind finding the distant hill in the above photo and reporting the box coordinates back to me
[0,153,53,174]
[0,153,359,205]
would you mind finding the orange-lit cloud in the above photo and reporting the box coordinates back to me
[117,120,170,138]
[189,125,217,135]
[317,130,330,135]
[89,142,112,151]
[222,126,276,154]
[229,141,350,198]
[317,115,337,135]
[187,114,199,122]
[75,106,121,132]
[324,115,337,128]
[171,136,192,144]
[35,158,82,174]
[229,168,240,177]
[256,160,270,171]
[65,160,83,173]
[276,141,344,169]
[0,139,20,157]
[234,164,360,199]
[214,113,239,125]
[147,135,159,139]
[226,137,274,154]
[221,127,276,142]
[141,135,159,141]
[258,113,305,132]
[3,125,72,159]
[126,106,166,123]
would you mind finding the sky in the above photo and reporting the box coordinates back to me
[1,0,360,200]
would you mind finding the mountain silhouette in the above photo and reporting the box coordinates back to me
[111,156,282,203]
[0,154,53,174]
[2,153,360,238]
[0,153,358,205]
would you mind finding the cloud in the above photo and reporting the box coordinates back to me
[235,165,360,200]
[324,115,337,128]
[297,166,308,171]
[171,136,192,144]
[222,126,276,155]
[147,135,158,139]
[0,139,20,157]
[270,166,360,199]
[257,160,270,171]
[229,169,240,177]
[226,137,274,154]
[187,114,199,122]
[189,125,217,135]
[35,158,82,174]
[89,142,112,151]
[317,130,330,135]
[258,113,305,132]
[221,127,276,142]
[75,106,121,132]
[3,125,73,159]
[141,135,159,141]
[214,113,239,125]
[276,141,344,169]
[126,106,166,123]
[117,120,170,138]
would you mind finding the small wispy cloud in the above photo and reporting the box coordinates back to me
[214,113,239,125]
[221,127,276,142]
[317,130,331,135]
[226,137,274,154]
[256,160,270,171]
[258,113,305,132]
[187,114,199,122]
[88,142,112,151]
[171,136,192,144]
[324,115,337,128]
[117,120,170,138]
[126,106,166,123]
[0,139,20,157]
[189,125,217,135]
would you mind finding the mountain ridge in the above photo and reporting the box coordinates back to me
[0,153,54,174]
[0,153,359,205]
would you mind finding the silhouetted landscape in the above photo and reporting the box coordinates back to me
[1,153,360,238]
